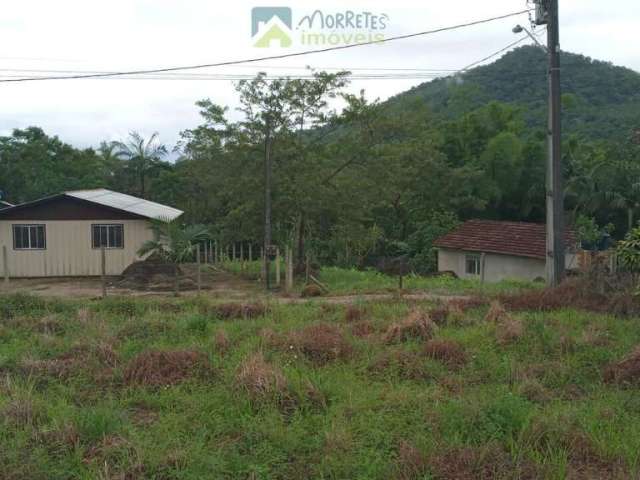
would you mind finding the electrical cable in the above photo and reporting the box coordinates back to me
[0,9,530,83]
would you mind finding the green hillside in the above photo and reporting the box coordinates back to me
[388,45,640,140]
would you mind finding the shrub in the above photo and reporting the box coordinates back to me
[213,329,230,354]
[368,349,431,381]
[20,342,118,379]
[424,339,467,367]
[344,305,365,322]
[288,323,353,364]
[496,318,524,345]
[603,346,640,385]
[301,284,323,298]
[395,440,428,480]
[123,350,211,386]
[351,321,375,337]
[484,301,509,323]
[209,302,267,320]
[384,309,437,344]
[0,293,48,320]
[235,353,288,404]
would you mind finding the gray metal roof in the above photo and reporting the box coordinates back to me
[65,189,183,221]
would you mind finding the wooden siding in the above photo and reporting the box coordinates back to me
[0,219,154,277]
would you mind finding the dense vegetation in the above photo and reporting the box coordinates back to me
[1,47,638,272]
[1,293,640,479]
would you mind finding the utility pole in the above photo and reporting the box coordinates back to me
[535,0,564,286]
[263,129,272,290]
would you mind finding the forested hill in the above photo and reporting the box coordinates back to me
[386,45,640,141]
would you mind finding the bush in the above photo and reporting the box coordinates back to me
[385,309,437,344]
[123,350,211,386]
[287,323,353,364]
[424,339,467,367]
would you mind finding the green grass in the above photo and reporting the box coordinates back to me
[222,260,539,296]
[1,293,639,479]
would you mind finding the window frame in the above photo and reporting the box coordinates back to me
[12,224,46,250]
[465,253,481,276]
[91,223,125,250]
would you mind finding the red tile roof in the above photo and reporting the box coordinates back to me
[433,220,576,260]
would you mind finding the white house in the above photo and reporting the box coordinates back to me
[433,220,577,282]
[0,189,182,277]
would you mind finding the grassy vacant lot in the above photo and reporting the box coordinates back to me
[222,261,539,296]
[1,291,640,479]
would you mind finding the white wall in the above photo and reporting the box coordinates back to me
[437,248,550,282]
[0,219,153,277]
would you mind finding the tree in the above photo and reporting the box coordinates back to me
[137,219,210,295]
[115,132,168,197]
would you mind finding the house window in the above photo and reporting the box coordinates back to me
[13,224,46,250]
[92,224,124,249]
[465,254,481,275]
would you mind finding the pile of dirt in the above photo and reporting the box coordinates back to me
[117,259,197,292]
[123,350,211,386]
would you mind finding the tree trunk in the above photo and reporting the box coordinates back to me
[296,212,306,272]
[173,263,180,297]
[628,207,635,233]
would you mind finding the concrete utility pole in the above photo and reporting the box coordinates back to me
[536,0,564,286]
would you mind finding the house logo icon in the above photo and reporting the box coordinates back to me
[251,7,292,48]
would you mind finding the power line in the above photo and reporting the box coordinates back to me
[460,35,530,71]
[0,36,535,83]
[0,9,530,84]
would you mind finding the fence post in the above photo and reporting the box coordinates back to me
[101,246,107,298]
[196,244,201,293]
[3,245,9,286]
[275,247,281,287]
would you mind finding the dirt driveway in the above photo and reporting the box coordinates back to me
[0,274,469,306]
[0,270,261,300]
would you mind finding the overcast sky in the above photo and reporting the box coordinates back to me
[1,0,638,151]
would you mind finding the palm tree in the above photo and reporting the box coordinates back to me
[115,132,167,197]
[138,219,210,295]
